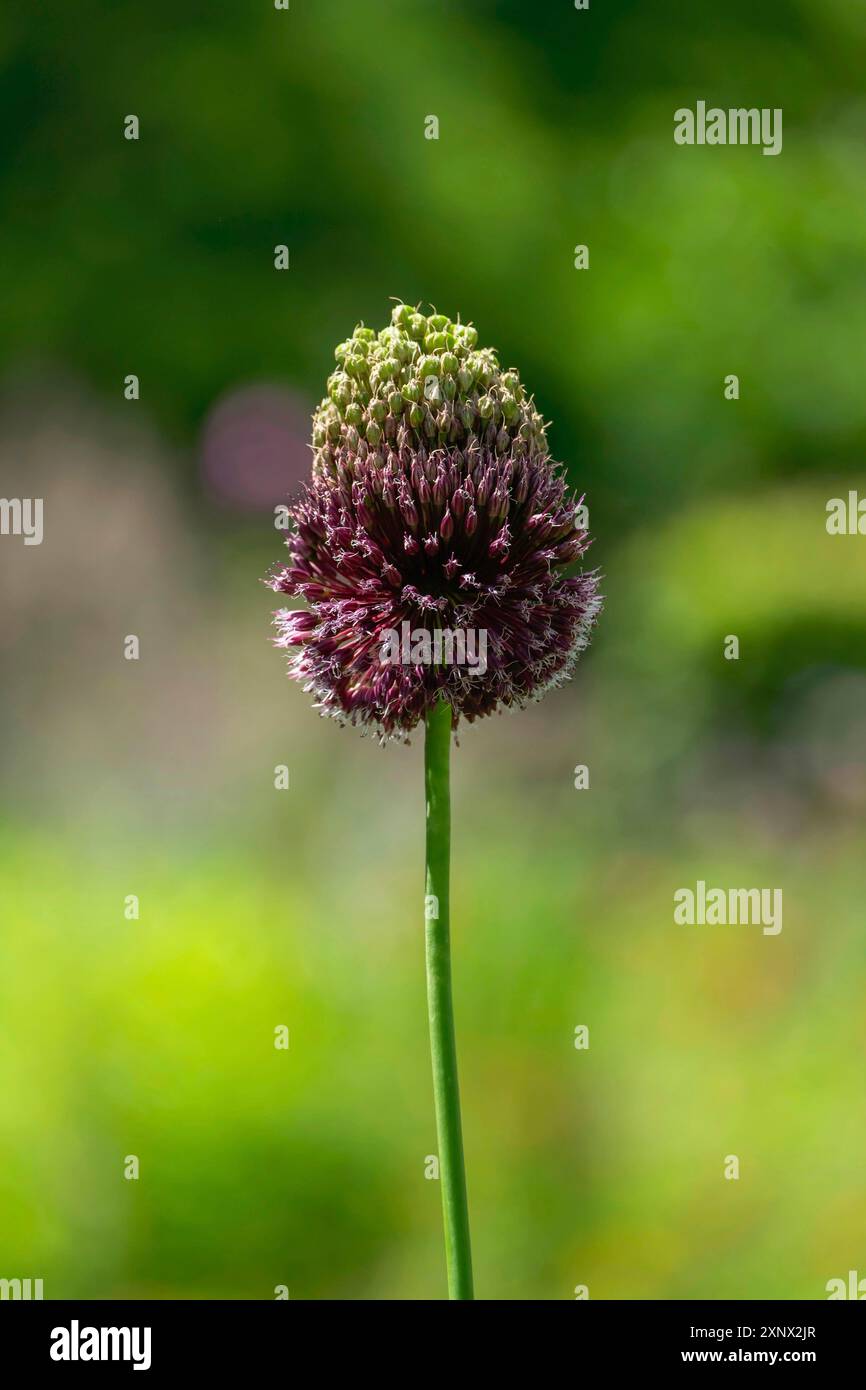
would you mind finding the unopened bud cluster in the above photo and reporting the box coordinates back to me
[312,303,547,474]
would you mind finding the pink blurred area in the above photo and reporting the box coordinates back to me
[198,383,314,510]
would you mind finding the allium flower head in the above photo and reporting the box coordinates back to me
[269,304,602,741]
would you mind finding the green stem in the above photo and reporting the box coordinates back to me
[424,698,474,1300]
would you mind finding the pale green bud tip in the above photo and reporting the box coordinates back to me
[311,301,548,473]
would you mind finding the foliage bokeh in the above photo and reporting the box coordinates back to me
[1,0,864,1299]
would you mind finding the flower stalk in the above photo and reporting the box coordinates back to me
[424,698,473,1299]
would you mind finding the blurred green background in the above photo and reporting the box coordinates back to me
[1,0,865,1299]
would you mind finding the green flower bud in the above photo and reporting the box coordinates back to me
[328,374,352,407]
[311,303,549,472]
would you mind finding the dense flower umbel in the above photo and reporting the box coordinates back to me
[269,306,602,741]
